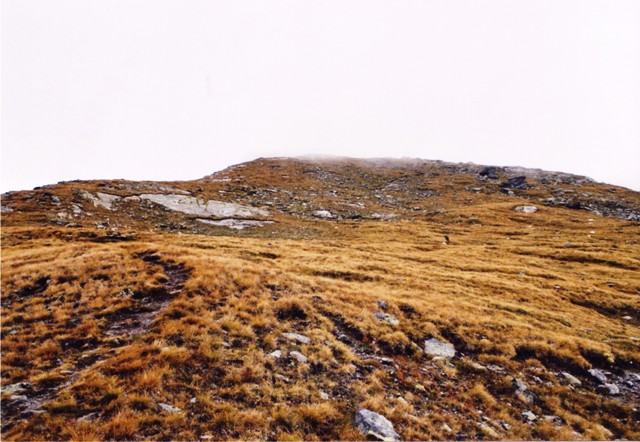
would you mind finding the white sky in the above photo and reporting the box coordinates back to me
[2,0,639,192]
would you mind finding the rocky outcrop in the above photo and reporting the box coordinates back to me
[139,194,268,218]
[77,190,121,210]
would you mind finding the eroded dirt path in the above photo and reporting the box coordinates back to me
[105,251,189,339]
[1,252,189,429]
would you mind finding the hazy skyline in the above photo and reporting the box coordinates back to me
[2,0,639,192]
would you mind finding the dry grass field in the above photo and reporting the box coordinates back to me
[1,158,639,440]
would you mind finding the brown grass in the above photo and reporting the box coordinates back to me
[1,158,639,440]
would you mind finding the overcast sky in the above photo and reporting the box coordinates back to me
[2,0,639,192]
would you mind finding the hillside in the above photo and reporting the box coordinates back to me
[1,157,639,440]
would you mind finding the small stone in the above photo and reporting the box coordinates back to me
[424,338,456,359]
[2,382,32,395]
[479,423,500,439]
[313,210,333,219]
[282,333,311,344]
[441,423,453,433]
[377,300,388,310]
[514,206,538,213]
[522,410,537,422]
[622,315,632,320]
[290,351,308,363]
[267,350,282,359]
[414,383,426,393]
[77,412,99,422]
[275,374,290,383]
[513,378,535,404]
[468,361,488,371]
[374,312,400,326]
[320,391,330,400]
[597,383,620,396]
[543,415,563,426]
[562,372,582,387]
[588,368,608,384]
[157,402,182,413]
[487,364,504,373]
[355,409,400,442]
[190,397,197,404]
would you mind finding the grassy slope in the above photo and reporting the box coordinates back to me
[1,158,639,440]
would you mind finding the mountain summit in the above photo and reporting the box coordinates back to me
[2,157,639,440]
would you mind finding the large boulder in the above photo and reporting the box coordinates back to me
[355,409,400,441]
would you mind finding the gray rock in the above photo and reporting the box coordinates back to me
[197,218,274,230]
[514,206,538,213]
[313,210,333,219]
[138,194,269,218]
[424,338,455,358]
[522,410,537,422]
[0,205,14,213]
[157,402,182,413]
[282,333,311,344]
[478,423,500,439]
[355,409,400,441]
[589,368,609,384]
[275,374,290,383]
[290,351,308,363]
[374,312,400,326]
[2,382,32,395]
[377,300,388,310]
[502,176,527,190]
[597,383,620,396]
[562,372,582,387]
[543,415,563,426]
[479,166,498,179]
[513,378,535,404]
[320,391,330,400]
[468,361,488,371]
[77,412,99,422]
[267,350,282,359]
[78,190,121,210]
